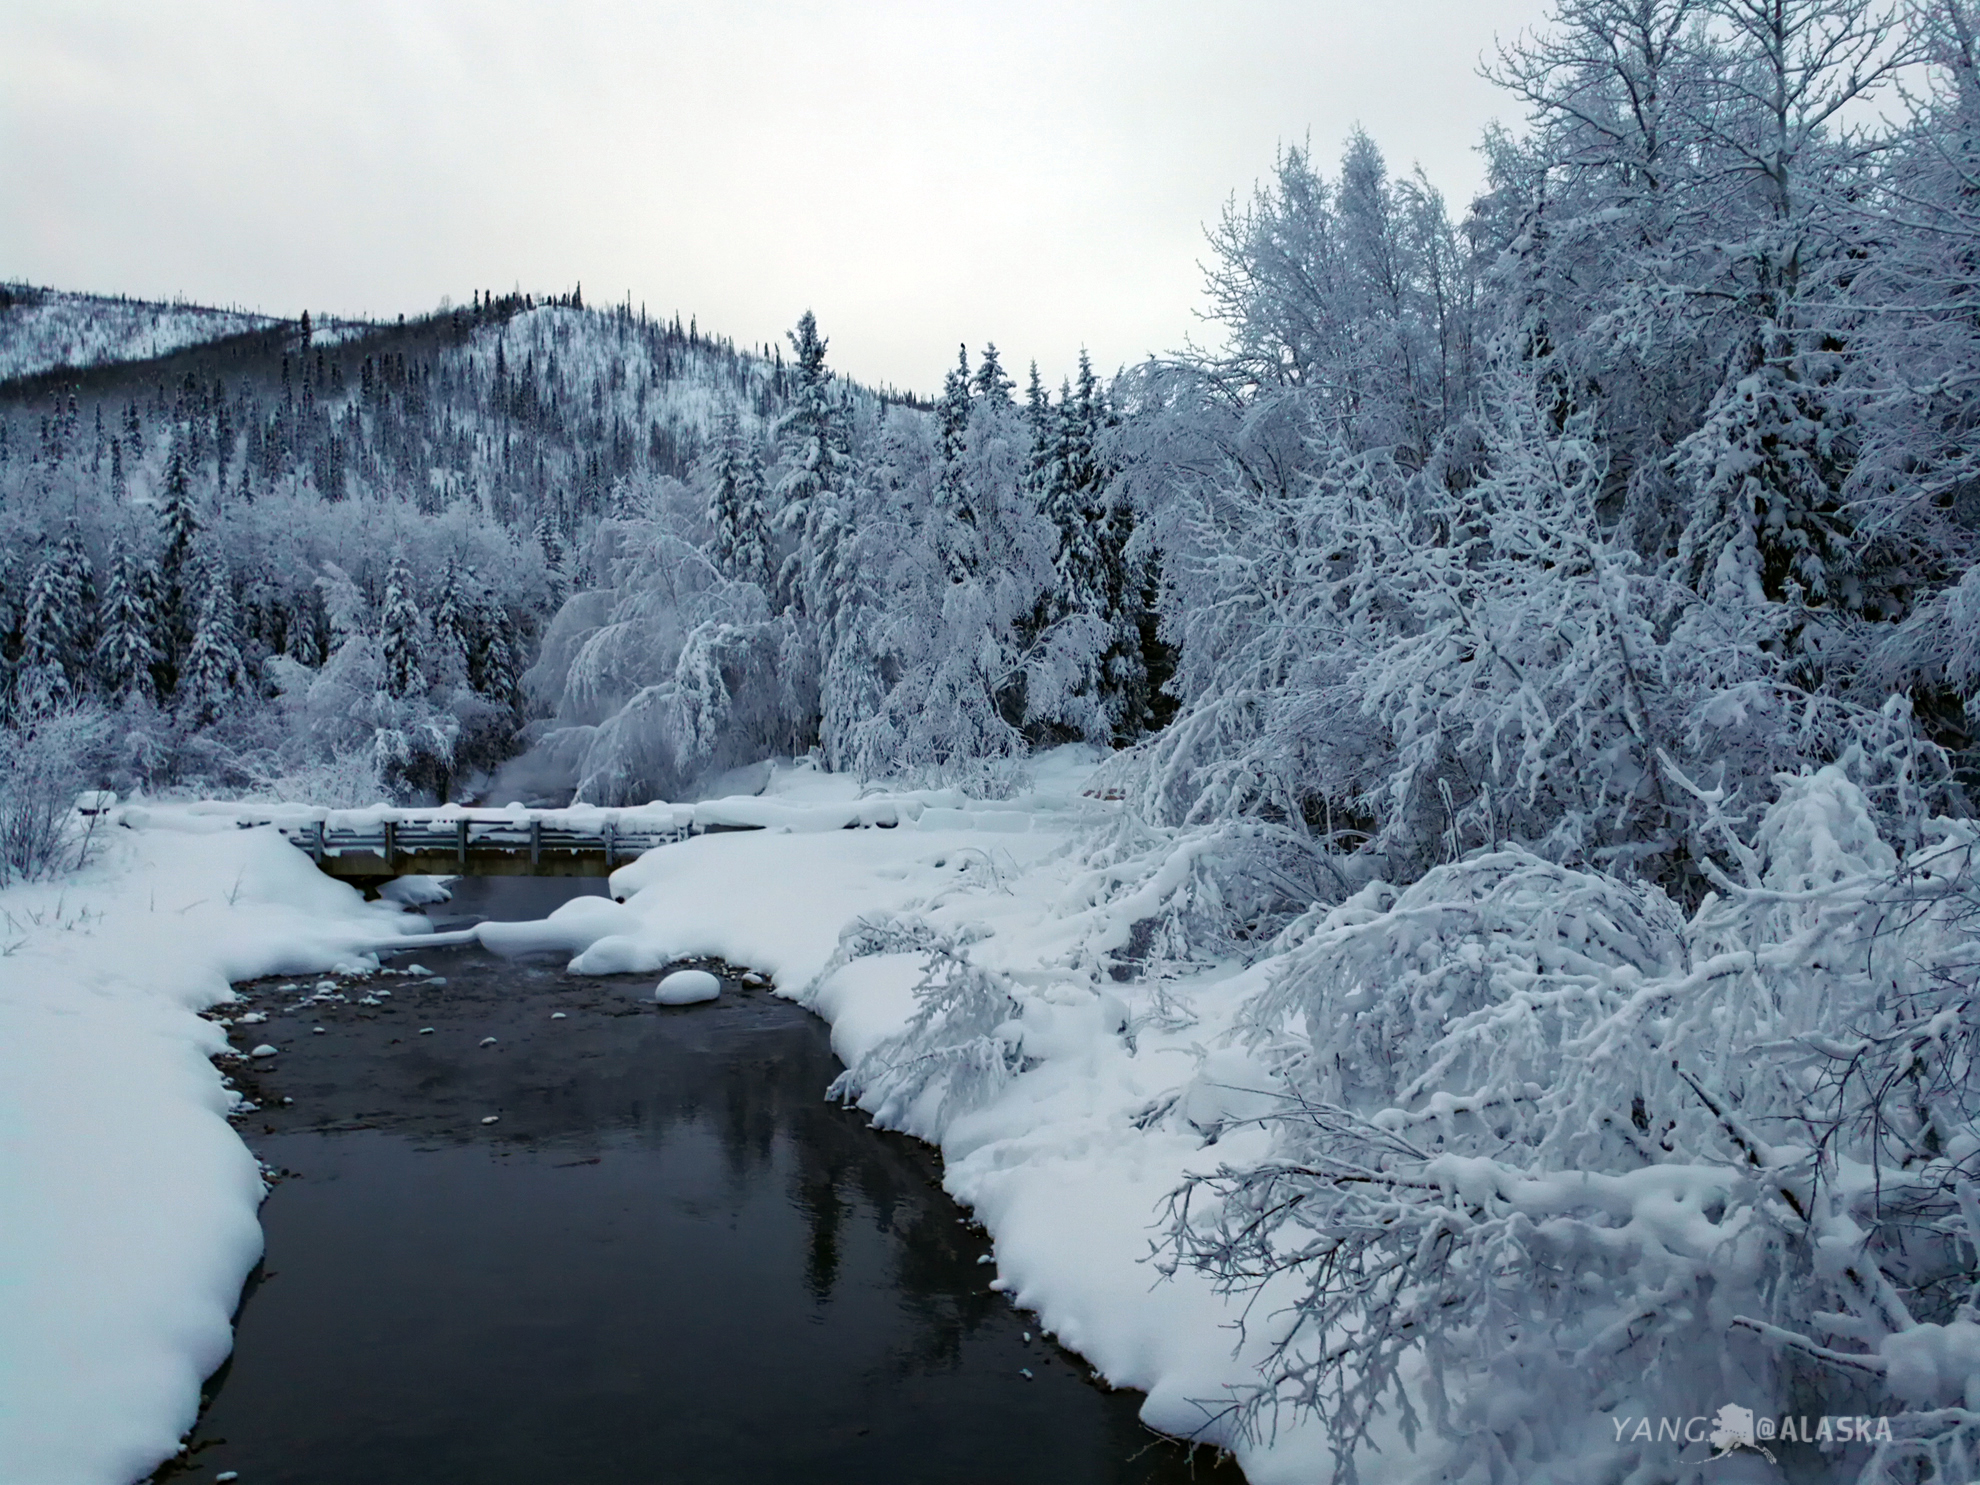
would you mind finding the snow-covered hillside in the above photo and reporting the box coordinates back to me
[0,290,844,806]
[0,286,279,385]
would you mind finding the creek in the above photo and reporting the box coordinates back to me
[165,877,1239,1484]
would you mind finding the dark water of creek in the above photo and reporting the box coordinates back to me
[164,878,1242,1485]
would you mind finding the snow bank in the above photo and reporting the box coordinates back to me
[506,751,1980,1483]
[514,753,1349,1479]
[0,822,433,1485]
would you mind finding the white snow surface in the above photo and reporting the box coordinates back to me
[0,823,435,1485]
[653,969,720,1004]
[3,748,1366,1485]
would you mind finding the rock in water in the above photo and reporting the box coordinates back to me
[654,969,720,1005]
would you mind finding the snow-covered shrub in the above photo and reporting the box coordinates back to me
[239,747,387,808]
[1158,766,1980,1482]
[0,708,111,885]
[822,917,1027,1140]
[1054,812,1360,981]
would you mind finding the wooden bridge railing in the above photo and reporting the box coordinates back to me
[276,816,694,882]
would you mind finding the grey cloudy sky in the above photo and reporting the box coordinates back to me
[2,1,1550,393]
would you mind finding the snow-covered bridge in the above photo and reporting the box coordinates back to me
[112,791,1021,888]
[276,811,692,882]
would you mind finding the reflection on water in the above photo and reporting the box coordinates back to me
[422,872,610,931]
[172,879,1240,1484]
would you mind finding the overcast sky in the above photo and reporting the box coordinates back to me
[1,1,1551,394]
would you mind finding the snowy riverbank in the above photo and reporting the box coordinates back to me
[20,746,1972,1485]
[0,823,430,1485]
[0,751,1360,1485]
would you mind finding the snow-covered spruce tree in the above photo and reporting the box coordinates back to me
[532,518,570,607]
[284,560,457,802]
[154,438,200,696]
[773,310,859,620]
[1021,360,1058,507]
[469,599,522,718]
[769,310,872,764]
[379,549,424,699]
[1013,356,1148,747]
[95,543,160,705]
[179,562,246,727]
[933,343,981,581]
[705,405,771,587]
[431,560,472,686]
[12,528,96,719]
[420,560,516,788]
[12,566,73,719]
[838,352,1070,784]
[973,341,1015,404]
[285,561,384,772]
[52,524,96,669]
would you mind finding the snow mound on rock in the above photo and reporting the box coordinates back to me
[654,969,721,1005]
